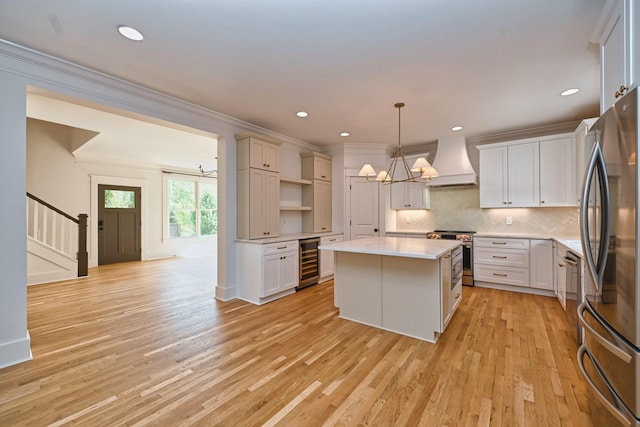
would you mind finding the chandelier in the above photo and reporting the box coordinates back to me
[358,102,438,184]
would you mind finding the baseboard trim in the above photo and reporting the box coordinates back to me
[215,284,237,301]
[0,332,32,369]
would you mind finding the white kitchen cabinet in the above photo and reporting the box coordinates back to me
[555,243,567,310]
[594,0,638,114]
[390,155,430,209]
[474,237,530,288]
[530,239,554,291]
[301,152,332,233]
[238,168,280,239]
[539,137,576,207]
[478,134,577,208]
[319,234,344,282]
[478,143,539,208]
[236,132,282,240]
[440,250,452,328]
[237,240,299,305]
[236,133,280,172]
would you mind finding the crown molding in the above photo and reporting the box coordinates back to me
[0,39,318,151]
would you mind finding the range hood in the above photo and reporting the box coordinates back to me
[426,136,478,186]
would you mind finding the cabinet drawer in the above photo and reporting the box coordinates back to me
[475,265,529,287]
[474,237,530,249]
[263,240,298,255]
[321,235,344,245]
[474,248,529,268]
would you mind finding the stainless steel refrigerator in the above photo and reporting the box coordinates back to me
[578,86,640,426]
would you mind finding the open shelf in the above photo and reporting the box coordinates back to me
[280,206,312,211]
[280,176,312,185]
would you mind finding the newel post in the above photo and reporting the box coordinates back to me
[77,213,89,277]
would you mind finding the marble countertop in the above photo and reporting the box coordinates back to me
[319,236,461,260]
[554,238,583,257]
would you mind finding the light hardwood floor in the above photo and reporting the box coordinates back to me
[0,257,592,426]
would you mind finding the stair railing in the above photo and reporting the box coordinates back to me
[26,193,88,277]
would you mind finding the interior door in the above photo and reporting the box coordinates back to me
[98,184,141,265]
[349,177,379,240]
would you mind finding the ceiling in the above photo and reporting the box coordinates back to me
[1,0,605,150]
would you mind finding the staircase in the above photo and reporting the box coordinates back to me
[26,193,88,285]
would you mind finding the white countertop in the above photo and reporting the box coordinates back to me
[319,236,461,260]
[236,231,343,244]
[554,238,583,257]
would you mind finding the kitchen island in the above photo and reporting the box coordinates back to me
[319,237,462,343]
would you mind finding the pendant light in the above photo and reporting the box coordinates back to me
[358,102,438,183]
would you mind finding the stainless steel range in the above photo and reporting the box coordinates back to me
[427,230,475,286]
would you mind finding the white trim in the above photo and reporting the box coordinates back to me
[90,175,148,267]
[0,332,32,369]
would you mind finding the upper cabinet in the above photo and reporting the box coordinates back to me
[539,137,576,207]
[237,131,281,173]
[236,132,282,239]
[478,133,577,208]
[478,142,539,208]
[301,152,332,233]
[595,0,639,113]
[390,155,431,210]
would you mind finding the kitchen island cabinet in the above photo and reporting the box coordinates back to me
[320,237,461,343]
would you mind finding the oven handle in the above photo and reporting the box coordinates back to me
[577,345,632,427]
[577,303,632,364]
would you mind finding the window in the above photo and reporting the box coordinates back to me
[104,189,136,208]
[167,178,217,238]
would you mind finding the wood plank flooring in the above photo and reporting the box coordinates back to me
[0,257,592,426]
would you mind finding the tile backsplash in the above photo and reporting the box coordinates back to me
[394,186,579,236]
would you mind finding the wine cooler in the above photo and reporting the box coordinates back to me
[298,237,320,289]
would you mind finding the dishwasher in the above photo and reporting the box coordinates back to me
[564,251,582,344]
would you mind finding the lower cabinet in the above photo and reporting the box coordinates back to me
[474,237,556,295]
[474,237,530,287]
[554,243,567,310]
[529,239,554,290]
[237,240,299,304]
[319,234,343,282]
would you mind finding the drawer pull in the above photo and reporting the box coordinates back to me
[492,255,508,259]
[277,246,287,249]
[493,273,508,277]
[492,242,507,245]
[454,293,461,300]
[329,239,337,242]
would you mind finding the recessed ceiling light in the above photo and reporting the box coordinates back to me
[340,132,350,137]
[117,25,144,41]
[296,111,309,118]
[451,125,463,131]
[560,88,580,96]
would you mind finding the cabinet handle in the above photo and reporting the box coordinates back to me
[541,200,545,204]
[558,263,565,268]
[493,273,508,277]
[492,255,508,259]
[444,255,451,259]
[508,201,512,204]
[615,85,629,99]
[503,202,507,205]
[454,293,461,300]
[277,246,287,249]
[329,238,336,242]
[492,242,507,245]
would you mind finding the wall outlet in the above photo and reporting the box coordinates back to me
[282,219,287,225]
[405,216,411,224]
[505,216,512,225]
